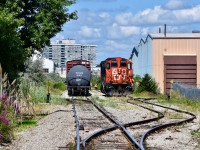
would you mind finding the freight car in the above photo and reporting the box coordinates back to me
[100,57,134,96]
[66,60,91,96]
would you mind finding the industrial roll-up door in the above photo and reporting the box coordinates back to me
[164,56,197,94]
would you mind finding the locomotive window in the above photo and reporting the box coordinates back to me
[106,63,110,69]
[128,63,132,69]
[101,64,105,74]
[120,61,127,67]
[111,61,118,67]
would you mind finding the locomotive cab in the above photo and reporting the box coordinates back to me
[100,57,134,96]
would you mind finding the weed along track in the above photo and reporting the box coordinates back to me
[128,97,196,150]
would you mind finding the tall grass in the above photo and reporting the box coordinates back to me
[158,91,200,114]
[93,97,118,108]
[30,85,46,103]
[0,72,19,143]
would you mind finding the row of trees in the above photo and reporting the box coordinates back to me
[0,0,77,80]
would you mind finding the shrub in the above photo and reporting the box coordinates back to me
[45,73,64,82]
[53,82,66,91]
[136,74,159,94]
[25,58,45,84]
[91,76,101,90]
[133,74,142,82]
[30,86,46,103]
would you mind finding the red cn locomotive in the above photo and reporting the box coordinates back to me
[100,57,134,96]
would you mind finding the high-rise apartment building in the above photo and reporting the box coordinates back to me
[42,39,96,68]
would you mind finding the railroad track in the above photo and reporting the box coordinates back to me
[71,96,196,150]
[71,96,167,150]
[71,97,142,149]
[127,97,196,149]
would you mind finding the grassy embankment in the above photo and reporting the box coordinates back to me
[16,81,68,132]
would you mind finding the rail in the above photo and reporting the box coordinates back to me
[128,97,196,150]
[72,97,81,150]
[85,98,142,149]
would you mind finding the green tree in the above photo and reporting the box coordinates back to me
[136,74,159,94]
[0,9,27,80]
[0,0,77,80]
[24,57,45,84]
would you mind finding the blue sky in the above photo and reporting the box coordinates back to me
[52,0,200,64]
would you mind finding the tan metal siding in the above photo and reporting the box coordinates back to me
[152,39,200,93]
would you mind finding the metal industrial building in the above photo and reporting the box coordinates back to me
[130,32,200,94]
[42,39,97,68]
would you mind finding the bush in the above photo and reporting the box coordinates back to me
[45,73,65,82]
[53,82,66,91]
[91,76,101,90]
[30,86,46,103]
[133,74,142,82]
[136,74,159,94]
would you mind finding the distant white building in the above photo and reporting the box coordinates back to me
[32,52,54,73]
[91,67,101,76]
[42,57,54,73]
[42,39,97,68]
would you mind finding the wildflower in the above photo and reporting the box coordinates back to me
[0,116,9,125]
[0,133,2,142]
[8,97,14,106]
[0,93,7,101]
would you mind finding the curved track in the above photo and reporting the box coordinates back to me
[71,95,196,150]
[128,97,196,150]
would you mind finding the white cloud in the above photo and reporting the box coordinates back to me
[115,12,133,25]
[108,23,141,39]
[120,26,141,36]
[78,26,101,38]
[51,33,65,42]
[99,12,110,18]
[174,6,200,22]
[165,0,185,10]
[115,5,200,26]
[105,40,130,50]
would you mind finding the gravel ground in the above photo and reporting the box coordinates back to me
[3,92,75,150]
[146,114,200,150]
[1,90,199,150]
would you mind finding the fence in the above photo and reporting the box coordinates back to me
[172,82,200,101]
